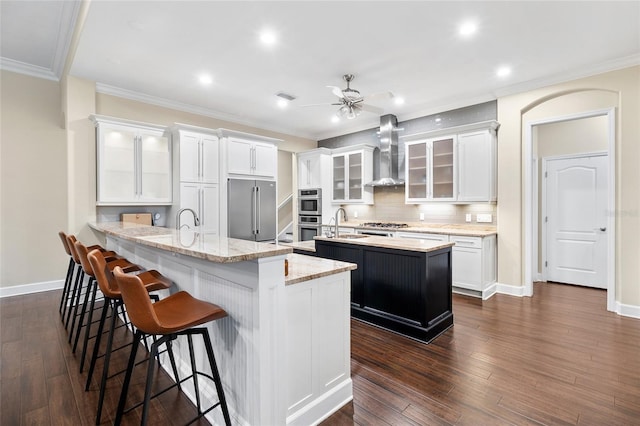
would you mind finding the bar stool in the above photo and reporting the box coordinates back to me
[86,249,174,424]
[73,240,141,370]
[58,232,107,320]
[64,235,122,334]
[113,266,232,426]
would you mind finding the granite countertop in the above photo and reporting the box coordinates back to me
[322,221,497,237]
[275,240,316,253]
[89,222,292,263]
[314,235,454,253]
[285,253,356,286]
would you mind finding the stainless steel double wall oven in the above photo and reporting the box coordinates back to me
[298,188,322,241]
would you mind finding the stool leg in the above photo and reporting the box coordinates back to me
[64,268,83,328]
[79,279,100,372]
[72,277,95,349]
[85,296,110,391]
[165,339,181,391]
[201,329,232,426]
[96,299,121,425]
[69,275,91,345]
[59,258,74,314]
[140,335,166,426]
[61,263,78,320]
[187,334,202,413]
[115,329,143,426]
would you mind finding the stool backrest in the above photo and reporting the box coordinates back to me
[75,241,95,277]
[87,249,120,299]
[58,231,71,256]
[66,235,81,265]
[113,266,162,334]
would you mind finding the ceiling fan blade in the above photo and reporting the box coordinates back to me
[360,103,384,114]
[366,91,394,101]
[327,85,345,98]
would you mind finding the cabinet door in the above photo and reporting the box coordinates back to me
[406,142,428,201]
[139,131,171,202]
[458,131,491,202]
[179,133,200,182]
[332,155,346,202]
[254,142,277,178]
[298,154,321,189]
[347,152,363,201]
[227,139,253,175]
[430,137,455,200]
[179,182,200,230]
[201,135,219,183]
[200,184,219,233]
[98,125,137,203]
[452,247,482,290]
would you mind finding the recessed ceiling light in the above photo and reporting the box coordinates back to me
[496,66,512,77]
[198,74,213,85]
[260,30,277,46]
[394,97,405,105]
[277,99,288,108]
[331,116,340,123]
[459,21,478,37]
[275,92,295,108]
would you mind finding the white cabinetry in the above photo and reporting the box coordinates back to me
[297,148,332,190]
[226,137,277,178]
[402,120,498,204]
[395,231,497,299]
[457,130,497,202]
[92,115,172,206]
[174,125,220,233]
[331,145,375,204]
[450,234,497,299]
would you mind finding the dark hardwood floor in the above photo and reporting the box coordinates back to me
[1,282,639,425]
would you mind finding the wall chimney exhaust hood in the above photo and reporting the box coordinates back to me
[366,114,405,187]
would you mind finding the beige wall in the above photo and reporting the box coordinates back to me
[497,66,640,307]
[1,70,68,287]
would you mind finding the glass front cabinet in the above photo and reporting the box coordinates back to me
[405,136,456,203]
[331,145,375,204]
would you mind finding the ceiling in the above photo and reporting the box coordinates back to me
[1,1,639,141]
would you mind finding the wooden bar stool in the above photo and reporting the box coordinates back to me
[113,266,232,426]
[73,240,140,369]
[86,249,174,424]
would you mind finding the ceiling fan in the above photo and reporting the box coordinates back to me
[303,74,393,119]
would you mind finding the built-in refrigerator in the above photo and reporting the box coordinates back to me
[227,178,277,242]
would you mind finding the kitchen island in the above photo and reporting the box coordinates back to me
[89,222,356,426]
[315,235,454,343]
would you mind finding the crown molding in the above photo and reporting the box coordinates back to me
[0,57,59,81]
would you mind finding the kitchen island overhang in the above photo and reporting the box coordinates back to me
[89,222,356,426]
[314,235,454,343]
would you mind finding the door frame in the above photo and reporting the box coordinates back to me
[524,108,616,311]
[541,151,608,284]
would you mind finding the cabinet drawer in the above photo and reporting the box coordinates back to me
[396,232,449,242]
[450,235,482,248]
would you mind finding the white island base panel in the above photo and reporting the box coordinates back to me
[107,235,352,426]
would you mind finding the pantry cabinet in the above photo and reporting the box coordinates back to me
[402,120,498,204]
[92,115,172,206]
[179,182,219,233]
[331,145,375,204]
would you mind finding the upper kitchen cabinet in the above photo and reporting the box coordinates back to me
[405,136,457,202]
[221,130,279,179]
[331,145,375,204]
[402,120,498,204]
[174,126,219,184]
[297,148,332,190]
[92,115,172,206]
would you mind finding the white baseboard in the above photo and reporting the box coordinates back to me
[0,280,64,298]
[616,302,640,319]
[496,282,527,297]
[482,283,498,300]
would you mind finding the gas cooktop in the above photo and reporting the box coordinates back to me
[360,222,409,229]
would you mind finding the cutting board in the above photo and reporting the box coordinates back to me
[121,213,152,226]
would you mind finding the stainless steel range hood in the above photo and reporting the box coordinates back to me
[366,114,405,187]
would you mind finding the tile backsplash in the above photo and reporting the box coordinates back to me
[341,186,497,225]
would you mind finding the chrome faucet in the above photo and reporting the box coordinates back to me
[176,208,200,230]
[334,207,348,238]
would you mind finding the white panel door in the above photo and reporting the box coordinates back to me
[253,142,277,178]
[179,133,200,182]
[201,135,219,183]
[546,155,607,288]
[227,139,253,175]
[200,184,219,233]
[179,182,200,230]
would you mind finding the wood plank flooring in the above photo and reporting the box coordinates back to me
[1,282,639,425]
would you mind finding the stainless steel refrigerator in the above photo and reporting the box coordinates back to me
[228,178,277,242]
